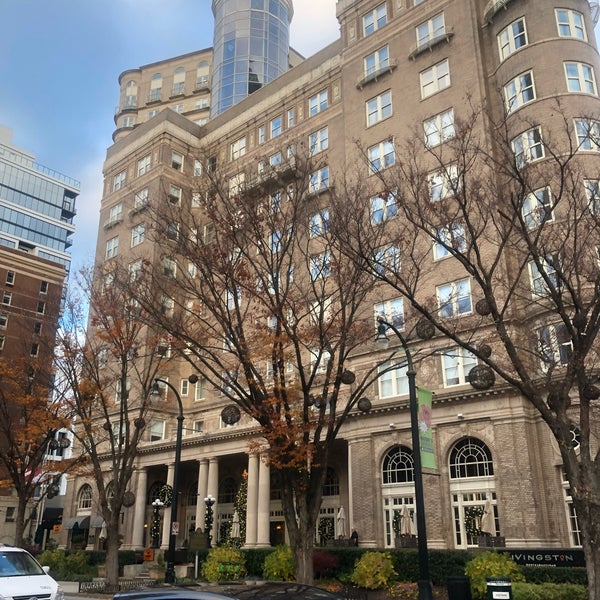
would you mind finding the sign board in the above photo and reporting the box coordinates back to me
[189,529,207,551]
[143,548,155,562]
[172,521,179,535]
[52,525,62,534]
[503,548,585,568]
[417,388,436,469]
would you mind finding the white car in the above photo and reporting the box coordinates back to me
[0,544,64,600]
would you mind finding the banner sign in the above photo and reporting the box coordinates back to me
[417,388,436,470]
[503,549,585,567]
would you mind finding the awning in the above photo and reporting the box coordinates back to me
[41,507,63,525]
[90,516,104,528]
[64,516,90,529]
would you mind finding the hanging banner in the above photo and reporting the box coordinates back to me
[417,388,436,470]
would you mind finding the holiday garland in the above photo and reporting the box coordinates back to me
[159,484,173,507]
[464,506,484,537]
[318,517,334,541]
[392,510,401,536]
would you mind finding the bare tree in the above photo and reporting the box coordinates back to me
[55,267,166,588]
[332,103,600,599]
[132,151,388,583]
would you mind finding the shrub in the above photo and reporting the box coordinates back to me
[37,549,97,581]
[201,546,247,582]
[465,552,525,600]
[350,551,397,590]
[387,581,419,600]
[521,566,587,586]
[313,550,339,579]
[512,581,587,600]
[262,545,295,581]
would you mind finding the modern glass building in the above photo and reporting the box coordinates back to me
[0,126,78,271]
[210,0,294,117]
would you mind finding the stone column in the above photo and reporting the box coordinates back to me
[131,467,148,549]
[194,459,209,534]
[256,454,271,547]
[207,458,219,544]
[161,463,175,549]
[245,453,259,547]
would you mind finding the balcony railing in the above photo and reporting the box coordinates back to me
[408,28,455,60]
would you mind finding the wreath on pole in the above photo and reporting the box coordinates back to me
[464,506,484,537]
[159,484,173,507]
[392,510,401,537]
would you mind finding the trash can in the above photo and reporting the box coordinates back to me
[447,575,472,600]
[486,577,512,600]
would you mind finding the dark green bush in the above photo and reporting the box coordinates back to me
[242,548,272,577]
[522,566,587,586]
[37,549,97,581]
[512,581,587,600]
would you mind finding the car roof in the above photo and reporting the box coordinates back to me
[114,582,345,600]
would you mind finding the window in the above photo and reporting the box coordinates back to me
[310,251,331,280]
[309,167,330,193]
[172,66,185,95]
[269,152,282,166]
[121,116,135,128]
[195,378,206,401]
[309,209,330,237]
[309,90,328,116]
[367,90,392,126]
[416,13,445,49]
[115,377,131,403]
[368,140,395,173]
[270,115,283,138]
[565,63,597,94]
[160,295,175,317]
[134,188,149,208]
[365,45,390,78]
[0,336,4,351]
[374,244,401,274]
[383,446,414,485]
[171,151,184,171]
[129,258,142,281]
[229,172,245,197]
[379,362,409,398]
[420,59,450,99]
[575,119,600,151]
[497,18,527,60]
[424,108,454,147]
[310,348,331,374]
[429,164,459,201]
[148,109,160,119]
[309,127,329,155]
[137,155,151,176]
[194,159,202,177]
[556,9,586,40]
[106,236,119,259]
[108,203,122,226]
[437,278,472,317]
[433,222,466,259]
[113,170,126,192]
[37,301,45,314]
[30,343,39,357]
[203,222,215,244]
[584,179,600,213]
[287,108,295,127]
[0,313,7,329]
[442,348,477,386]
[150,420,165,442]
[2,292,11,306]
[374,297,404,329]
[371,191,397,223]
[131,223,145,247]
[522,187,553,228]
[163,257,177,278]
[539,323,572,369]
[192,420,204,434]
[166,222,180,241]
[450,437,494,478]
[512,126,544,168]
[77,484,93,510]
[258,125,266,144]
[149,73,162,101]
[230,136,247,161]
[269,230,283,253]
[168,184,182,205]
[40,280,48,294]
[504,71,535,112]
[529,256,558,296]
[363,3,387,36]
[5,271,15,286]
[196,60,210,88]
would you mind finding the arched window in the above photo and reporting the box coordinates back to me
[149,73,162,102]
[125,80,138,107]
[146,481,165,505]
[196,61,210,89]
[186,481,198,506]
[106,481,115,505]
[383,445,414,484]
[172,66,186,95]
[77,484,92,511]
[449,437,494,479]
[218,476,237,504]
[322,467,339,496]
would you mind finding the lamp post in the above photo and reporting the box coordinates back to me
[151,498,164,549]
[376,317,433,600]
[150,378,184,584]
[204,494,216,548]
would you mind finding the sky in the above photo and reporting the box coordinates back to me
[0,0,340,274]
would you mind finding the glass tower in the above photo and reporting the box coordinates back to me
[0,127,78,271]
[211,0,294,117]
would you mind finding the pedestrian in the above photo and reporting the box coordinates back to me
[350,528,358,546]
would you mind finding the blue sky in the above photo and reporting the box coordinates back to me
[0,0,339,273]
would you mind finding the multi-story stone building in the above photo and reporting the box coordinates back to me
[63,0,600,555]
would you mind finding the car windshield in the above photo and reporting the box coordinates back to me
[0,551,45,577]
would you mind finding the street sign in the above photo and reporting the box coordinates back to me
[172,521,179,535]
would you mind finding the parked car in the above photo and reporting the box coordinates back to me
[113,582,346,600]
[0,543,64,600]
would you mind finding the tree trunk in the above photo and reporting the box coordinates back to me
[291,525,315,585]
[13,495,27,546]
[580,499,600,600]
[104,530,120,589]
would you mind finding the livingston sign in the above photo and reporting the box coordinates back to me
[503,549,585,568]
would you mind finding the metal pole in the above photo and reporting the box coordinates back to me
[378,320,433,600]
[154,378,184,585]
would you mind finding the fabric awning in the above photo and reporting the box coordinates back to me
[41,507,63,524]
[64,516,90,529]
[90,516,104,528]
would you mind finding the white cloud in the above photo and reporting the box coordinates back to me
[290,0,339,57]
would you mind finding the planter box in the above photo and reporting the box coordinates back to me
[395,536,417,548]
[477,535,505,548]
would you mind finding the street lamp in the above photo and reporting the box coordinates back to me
[375,317,434,600]
[151,498,164,549]
[150,377,185,584]
[204,494,216,548]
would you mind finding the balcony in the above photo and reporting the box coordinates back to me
[356,60,398,90]
[483,0,516,23]
[103,217,123,230]
[408,28,455,60]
